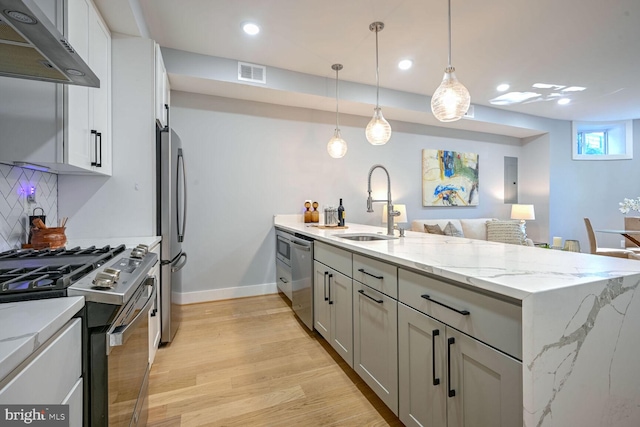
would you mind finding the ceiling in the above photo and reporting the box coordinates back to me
[96,0,640,128]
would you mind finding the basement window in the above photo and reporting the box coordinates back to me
[572,120,633,160]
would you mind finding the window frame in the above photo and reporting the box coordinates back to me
[572,120,633,160]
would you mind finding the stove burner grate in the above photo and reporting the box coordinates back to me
[0,244,126,299]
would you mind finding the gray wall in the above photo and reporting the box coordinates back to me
[171,91,540,295]
[549,120,640,249]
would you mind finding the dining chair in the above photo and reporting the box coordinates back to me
[584,218,632,258]
[623,216,640,253]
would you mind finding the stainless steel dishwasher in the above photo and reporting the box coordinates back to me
[277,229,314,330]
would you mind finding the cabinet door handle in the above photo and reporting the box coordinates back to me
[279,277,289,284]
[357,289,383,304]
[447,337,456,397]
[432,329,440,386]
[357,268,383,280]
[421,294,470,316]
[323,271,329,301]
[328,273,333,305]
[96,132,102,167]
[90,130,97,166]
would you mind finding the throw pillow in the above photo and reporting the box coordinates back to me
[424,224,444,235]
[443,221,464,237]
[486,220,527,245]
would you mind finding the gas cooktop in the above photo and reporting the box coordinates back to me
[0,245,126,303]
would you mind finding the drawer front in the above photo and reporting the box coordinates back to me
[315,241,352,277]
[399,269,522,360]
[0,318,82,404]
[353,254,398,298]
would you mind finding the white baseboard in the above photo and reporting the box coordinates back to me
[173,282,278,305]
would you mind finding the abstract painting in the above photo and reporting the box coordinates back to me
[422,149,479,206]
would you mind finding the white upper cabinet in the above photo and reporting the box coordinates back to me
[67,0,112,175]
[155,43,169,128]
[0,0,111,175]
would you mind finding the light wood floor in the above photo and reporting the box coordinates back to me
[147,293,404,427]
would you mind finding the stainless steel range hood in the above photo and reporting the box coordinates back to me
[0,0,99,87]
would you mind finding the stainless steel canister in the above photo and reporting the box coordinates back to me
[324,207,338,226]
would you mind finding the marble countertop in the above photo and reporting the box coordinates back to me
[274,215,640,300]
[66,236,161,250]
[0,297,85,383]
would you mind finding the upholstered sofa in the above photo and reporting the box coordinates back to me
[410,218,535,246]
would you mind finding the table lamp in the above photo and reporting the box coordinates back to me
[382,204,408,229]
[511,204,535,230]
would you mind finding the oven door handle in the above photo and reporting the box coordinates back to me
[106,277,156,354]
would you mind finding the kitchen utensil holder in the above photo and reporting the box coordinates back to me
[27,207,46,244]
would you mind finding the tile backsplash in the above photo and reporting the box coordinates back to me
[0,164,58,251]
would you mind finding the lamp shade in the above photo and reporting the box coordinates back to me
[366,107,392,145]
[431,67,470,122]
[382,204,408,224]
[511,204,535,220]
[327,129,347,158]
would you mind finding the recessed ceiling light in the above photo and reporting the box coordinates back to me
[398,59,413,70]
[496,83,510,92]
[558,98,571,105]
[242,22,260,35]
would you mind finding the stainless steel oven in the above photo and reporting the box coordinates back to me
[106,276,156,426]
[69,247,158,427]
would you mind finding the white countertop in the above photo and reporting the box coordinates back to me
[0,297,85,382]
[66,236,161,250]
[274,215,640,300]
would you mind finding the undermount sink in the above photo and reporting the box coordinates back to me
[334,233,398,241]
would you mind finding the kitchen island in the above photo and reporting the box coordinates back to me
[275,215,640,427]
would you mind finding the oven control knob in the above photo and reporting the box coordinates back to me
[93,271,118,288]
[130,249,144,259]
[131,244,149,259]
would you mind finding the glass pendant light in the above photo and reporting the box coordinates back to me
[327,64,348,158]
[431,0,470,122]
[365,22,392,145]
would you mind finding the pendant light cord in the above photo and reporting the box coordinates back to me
[447,0,452,67]
[335,68,340,129]
[375,27,380,107]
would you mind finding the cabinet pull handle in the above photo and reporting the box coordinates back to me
[96,132,102,167]
[279,277,288,284]
[91,130,97,166]
[421,294,470,316]
[447,337,455,397]
[328,273,333,304]
[357,289,383,304]
[432,329,440,386]
[357,268,383,280]
[324,271,329,301]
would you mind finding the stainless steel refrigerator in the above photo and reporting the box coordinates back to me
[157,105,187,343]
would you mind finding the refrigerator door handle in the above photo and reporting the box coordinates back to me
[177,148,187,243]
[171,252,187,273]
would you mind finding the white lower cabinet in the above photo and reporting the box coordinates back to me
[398,303,522,427]
[0,318,82,426]
[353,281,398,414]
[313,258,353,367]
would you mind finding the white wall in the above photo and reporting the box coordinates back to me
[58,35,157,238]
[170,91,535,296]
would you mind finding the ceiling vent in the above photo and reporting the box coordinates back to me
[238,62,266,84]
